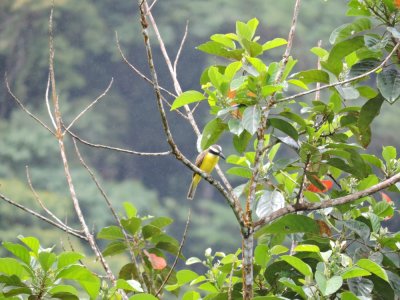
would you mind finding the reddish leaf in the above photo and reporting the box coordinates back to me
[247,91,257,97]
[227,89,237,99]
[306,180,333,193]
[395,0,400,9]
[381,192,392,204]
[143,250,167,270]
[316,220,332,237]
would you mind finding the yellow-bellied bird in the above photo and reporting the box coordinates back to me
[187,144,225,200]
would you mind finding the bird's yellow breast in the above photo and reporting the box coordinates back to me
[193,153,220,185]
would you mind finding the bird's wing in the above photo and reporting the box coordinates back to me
[192,149,207,178]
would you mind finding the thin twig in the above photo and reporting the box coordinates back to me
[72,139,147,290]
[173,20,189,75]
[66,127,171,156]
[254,171,400,231]
[280,41,400,103]
[155,209,191,297]
[115,32,177,98]
[5,74,55,136]
[0,192,86,240]
[45,74,57,129]
[26,166,80,232]
[65,78,114,132]
[315,40,322,101]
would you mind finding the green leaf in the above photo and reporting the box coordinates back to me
[170,91,205,110]
[340,291,361,300]
[356,258,389,282]
[102,241,127,257]
[210,34,235,49]
[377,69,400,104]
[0,258,29,279]
[2,242,30,265]
[129,294,159,300]
[182,291,201,300]
[262,38,287,51]
[38,252,56,272]
[18,236,40,255]
[255,190,285,219]
[116,279,143,292]
[176,269,199,285]
[121,217,142,235]
[382,146,397,162]
[228,119,244,136]
[329,18,371,44]
[200,118,227,150]
[292,69,330,84]
[281,57,297,81]
[142,225,162,239]
[149,216,173,229]
[123,202,137,218]
[387,27,400,39]
[56,265,100,299]
[268,118,298,140]
[224,61,242,82]
[57,252,85,270]
[242,106,261,135]
[255,215,319,238]
[48,285,79,297]
[348,59,380,78]
[280,255,312,276]
[227,167,252,178]
[293,244,320,253]
[322,36,365,75]
[373,201,394,219]
[197,41,244,60]
[341,266,371,279]
[316,272,343,296]
[97,226,124,240]
[341,219,370,241]
[279,278,307,299]
[233,130,252,153]
[255,244,269,268]
[358,94,384,147]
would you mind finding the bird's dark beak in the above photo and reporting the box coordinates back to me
[219,152,226,160]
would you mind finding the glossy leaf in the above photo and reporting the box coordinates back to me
[255,190,285,219]
[129,294,159,300]
[377,69,400,104]
[280,255,312,276]
[57,252,85,270]
[255,215,319,238]
[121,217,141,235]
[18,236,39,255]
[2,242,30,265]
[170,91,205,110]
[292,69,330,84]
[242,106,261,135]
[200,118,227,150]
[97,226,124,240]
[268,118,298,140]
[356,259,389,282]
[262,38,287,51]
[0,258,29,279]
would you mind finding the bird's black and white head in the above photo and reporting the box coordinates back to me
[208,144,225,160]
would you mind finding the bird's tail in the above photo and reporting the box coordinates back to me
[187,181,197,200]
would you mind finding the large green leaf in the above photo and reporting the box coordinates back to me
[2,242,30,265]
[0,258,29,279]
[18,236,40,256]
[200,118,227,149]
[38,252,57,272]
[292,69,330,84]
[97,226,124,240]
[170,91,206,110]
[242,106,261,135]
[262,38,287,51]
[316,271,343,296]
[329,18,371,44]
[233,130,252,154]
[377,69,400,104]
[121,217,142,235]
[57,252,85,270]
[357,94,384,147]
[56,265,100,299]
[322,36,365,75]
[280,255,312,276]
[255,215,319,238]
[197,41,244,60]
[356,259,389,282]
[129,294,159,300]
[268,118,298,140]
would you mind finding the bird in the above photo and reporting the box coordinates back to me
[187,144,225,200]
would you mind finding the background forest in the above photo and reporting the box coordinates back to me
[0,0,399,264]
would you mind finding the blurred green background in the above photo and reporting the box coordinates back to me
[0,0,398,264]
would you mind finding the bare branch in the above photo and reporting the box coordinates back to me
[45,74,57,129]
[0,192,87,240]
[279,41,400,103]
[137,0,245,230]
[72,139,147,292]
[5,74,55,136]
[173,20,189,75]
[115,32,177,98]
[155,208,191,296]
[254,172,400,231]
[65,78,114,132]
[315,40,322,101]
[66,127,171,156]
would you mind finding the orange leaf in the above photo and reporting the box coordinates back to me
[381,192,392,204]
[143,250,167,270]
[247,91,257,97]
[227,90,237,99]
[395,0,400,9]
[316,220,332,237]
[306,180,333,193]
